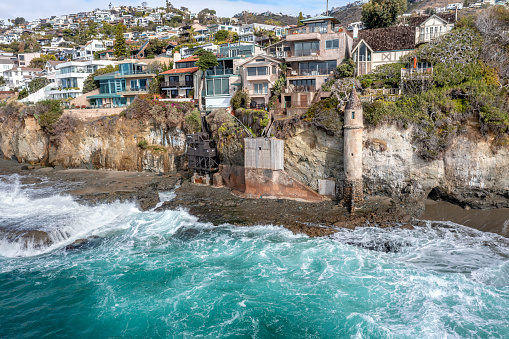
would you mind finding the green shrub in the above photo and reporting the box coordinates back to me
[137,139,149,149]
[184,109,202,133]
[337,58,356,78]
[34,100,64,133]
[305,97,342,135]
[230,89,251,110]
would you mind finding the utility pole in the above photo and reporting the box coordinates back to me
[327,0,329,16]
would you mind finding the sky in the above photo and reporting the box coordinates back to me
[0,0,349,24]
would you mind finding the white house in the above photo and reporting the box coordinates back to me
[409,13,457,44]
[46,60,115,100]
[73,40,114,61]
[1,67,43,90]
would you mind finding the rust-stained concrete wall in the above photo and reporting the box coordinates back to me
[218,165,246,192]
[244,168,324,202]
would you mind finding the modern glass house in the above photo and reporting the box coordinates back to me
[87,60,156,108]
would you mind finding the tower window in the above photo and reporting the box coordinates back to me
[352,112,355,119]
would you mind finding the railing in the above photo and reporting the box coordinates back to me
[267,51,288,59]
[288,68,334,77]
[205,68,235,76]
[249,90,269,96]
[287,85,316,93]
[401,67,433,78]
[249,103,267,109]
[287,49,320,57]
[362,88,400,96]
[418,32,447,43]
[161,81,194,88]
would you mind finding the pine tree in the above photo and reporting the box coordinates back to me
[194,49,218,111]
[297,12,304,26]
[114,23,128,59]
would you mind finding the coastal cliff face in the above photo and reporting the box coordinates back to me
[1,110,508,209]
[284,124,509,209]
[0,114,186,174]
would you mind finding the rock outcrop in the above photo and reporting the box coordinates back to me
[284,124,509,209]
[0,114,186,174]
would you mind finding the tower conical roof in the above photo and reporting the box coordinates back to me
[345,87,362,110]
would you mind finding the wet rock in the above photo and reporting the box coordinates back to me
[21,230,52,249]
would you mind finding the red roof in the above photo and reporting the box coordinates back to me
[160,67,199,75]
[176,56,199,63]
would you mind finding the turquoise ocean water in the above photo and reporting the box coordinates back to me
[0,174,508,338]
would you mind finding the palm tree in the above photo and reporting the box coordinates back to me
[267,30,275,46]
[188,27,197,43]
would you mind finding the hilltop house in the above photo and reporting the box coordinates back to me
[409,13,456,44]
[351,26,416,76]
[73,40,114,61]
[87,60,157,107]
[239,55,283,108]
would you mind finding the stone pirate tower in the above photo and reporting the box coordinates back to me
[343,87,364,212]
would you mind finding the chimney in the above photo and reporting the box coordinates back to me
[173,51,181,66]
[353,25,358,39]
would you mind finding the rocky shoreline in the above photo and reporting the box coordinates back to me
[2,158,509,247]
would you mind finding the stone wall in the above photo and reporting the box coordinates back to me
[62,107,124,121]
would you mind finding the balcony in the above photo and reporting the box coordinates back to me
[115,71,155,78]
[286,31,321,42]
[287,49,320,58]
[249,90,269,97]
[287,68,334,77]
[401,67,433,79]
[418,32,448,43]
[205,68,238,76]
[117,87,148,96]
[161,81,194,88]
[286,85,316,93]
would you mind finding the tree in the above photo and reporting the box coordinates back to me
[337,58,356,78]
[142,2,148,8]
[83,65,119,93]
[29,54,57,69]
[361,0,407,29]
[194,49,218,110]
[297,12,305,26]
[13,17,25,26]
[0,76,5,87]
[214,29,229,41]
[28,77,50,93]
[18,88,28,100]
[114,23,128,59]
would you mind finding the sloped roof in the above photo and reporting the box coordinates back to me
[47,60,64,66]
[176,55,199,63]
[353,26,416,52]
[160,67,199,75]
[345,88,362,110]
[301,15,339,24]
[409,13,456,27]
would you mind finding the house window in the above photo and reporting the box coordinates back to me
[205,77,229,96]
[352,112,355,120]
[247,67,267,76]
[307,21,328,33]
[325,39,339,49]
[254,83,268,94]
[358,43,371,61]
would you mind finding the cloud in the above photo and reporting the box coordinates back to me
[0,0,344,23]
